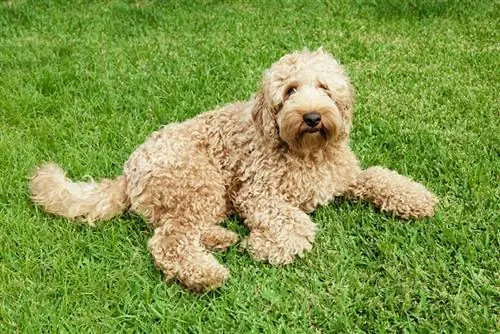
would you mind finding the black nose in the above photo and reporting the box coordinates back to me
[303,112,321,127]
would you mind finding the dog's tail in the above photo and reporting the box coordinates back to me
[29,163,130,225]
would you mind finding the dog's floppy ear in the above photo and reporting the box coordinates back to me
[336,82,354,140]
[251,85,279,140]
[251,90,266,136]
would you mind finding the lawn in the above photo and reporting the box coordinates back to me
[0,0,498,332]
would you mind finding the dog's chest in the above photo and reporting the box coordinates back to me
[278,162,337,213]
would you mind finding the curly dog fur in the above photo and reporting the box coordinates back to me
[30,50,437,291]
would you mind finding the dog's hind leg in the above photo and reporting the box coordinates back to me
[148,222,230,291]
[137,153,233,291]
[201,225,238,251]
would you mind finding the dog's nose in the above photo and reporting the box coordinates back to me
[303,112,321,127]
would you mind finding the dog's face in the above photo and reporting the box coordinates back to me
[252,50,353,152]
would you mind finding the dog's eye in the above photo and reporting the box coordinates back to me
[285,86,297,98]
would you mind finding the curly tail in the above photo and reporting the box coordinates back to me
[29,163,129,225]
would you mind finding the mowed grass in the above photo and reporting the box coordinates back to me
[1,0,499,332]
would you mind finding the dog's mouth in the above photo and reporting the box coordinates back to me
[304,127,321,133]
[299,124,329,138]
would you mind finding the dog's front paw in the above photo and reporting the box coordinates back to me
[243,225,315,265]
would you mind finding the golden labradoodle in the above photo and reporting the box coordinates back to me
[30,50,437,291]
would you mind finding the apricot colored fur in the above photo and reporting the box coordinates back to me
[30,50,437,291]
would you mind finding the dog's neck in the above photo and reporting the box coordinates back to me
[258,134,347,165]
[289,141,346,164]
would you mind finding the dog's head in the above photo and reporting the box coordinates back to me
[252,49,353,152]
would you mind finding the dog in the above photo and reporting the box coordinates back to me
[30,49,437,291]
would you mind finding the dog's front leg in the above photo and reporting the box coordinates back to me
[346,166,438,219]
[239,199,316,265]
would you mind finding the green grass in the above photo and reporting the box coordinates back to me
[1,0,499,332]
